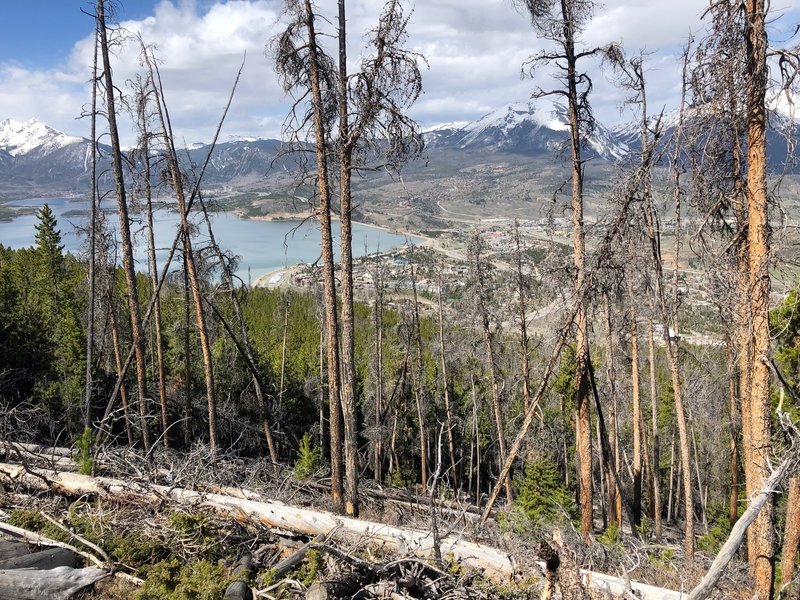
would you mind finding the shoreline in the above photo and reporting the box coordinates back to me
[245,211,432,288]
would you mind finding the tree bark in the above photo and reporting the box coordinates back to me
[781,476,800,590]
[560,0,592,541]
[744,1,775,594]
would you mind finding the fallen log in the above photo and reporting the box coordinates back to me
[0,541,30,561]
[0,463,516,581]
[0,547,77,570]
[0,565,107,600]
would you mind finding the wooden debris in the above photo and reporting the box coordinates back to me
[0,547,78,570]
[0,541,30,561]
[0,565,107,599]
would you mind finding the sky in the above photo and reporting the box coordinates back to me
[0,0,798,147]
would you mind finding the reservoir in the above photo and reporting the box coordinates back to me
[0,197,418,283]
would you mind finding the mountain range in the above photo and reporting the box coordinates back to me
[1,102,798,197]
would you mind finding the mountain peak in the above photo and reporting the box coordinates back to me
[0,118,85,157]
[429,100,628,160]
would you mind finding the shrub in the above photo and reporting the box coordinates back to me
[294,433,323,480]
[135,558,228,600]
[513,457,576,526]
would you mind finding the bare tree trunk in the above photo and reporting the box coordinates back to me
[197,197,278,470]
[629,282,643,529]
[513,221,533,415]
[410,263,428,496]
[437,272,458,486]
[138,109,169,449]
[336,0,360,518]
[472,374,480,504]
[647,317,662,539]
[604,301,621,528]
[373,261,384,483]
[143,57,218,450]
[745,1,775,594]
[301,0,344,513]
[182,252,193,447]
[563,14,592,542]
[278,297,289,415]
[84,33,99,432]
[471,237,512,503]
[725,340,742,529]
[109,306,134,447]
[96,0,151,452]
[667,426,676,524]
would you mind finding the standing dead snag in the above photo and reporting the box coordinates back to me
[96,0,152,452]
[334,0,424,516]
[513,0,622,541]
[140,48,220,450]
[273,0,344,512]
[469,233,512,503]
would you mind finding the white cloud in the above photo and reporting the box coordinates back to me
[0,0,785,146]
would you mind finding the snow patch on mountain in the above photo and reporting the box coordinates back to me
[0,118,84,157]
[423,121,469,133]
[459,100,567,142]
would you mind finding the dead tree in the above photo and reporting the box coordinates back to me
[742,0,775,592]
[140,50,220,450]
[334,0,424,516]
[409,258,428,496]
[274,0,344,512]
[469,233,512,503]
[83,27,100,433]
[513,0,623,541]
[436,267,458,485]
[196,194,279,470]
[131,70,170,447]
[96,0,152,452]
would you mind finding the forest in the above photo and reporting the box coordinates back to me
[0,0,799,599]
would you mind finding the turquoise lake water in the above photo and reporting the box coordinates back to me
[0,197,417,284]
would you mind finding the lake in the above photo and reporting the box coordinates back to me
[0,197,418,284]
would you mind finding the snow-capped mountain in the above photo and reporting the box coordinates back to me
[0,119,96,192]
[0,118,86,158]
[427,101,629,160]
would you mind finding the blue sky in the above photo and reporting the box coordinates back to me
[0,1,797,146]
[0,1,159,68]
